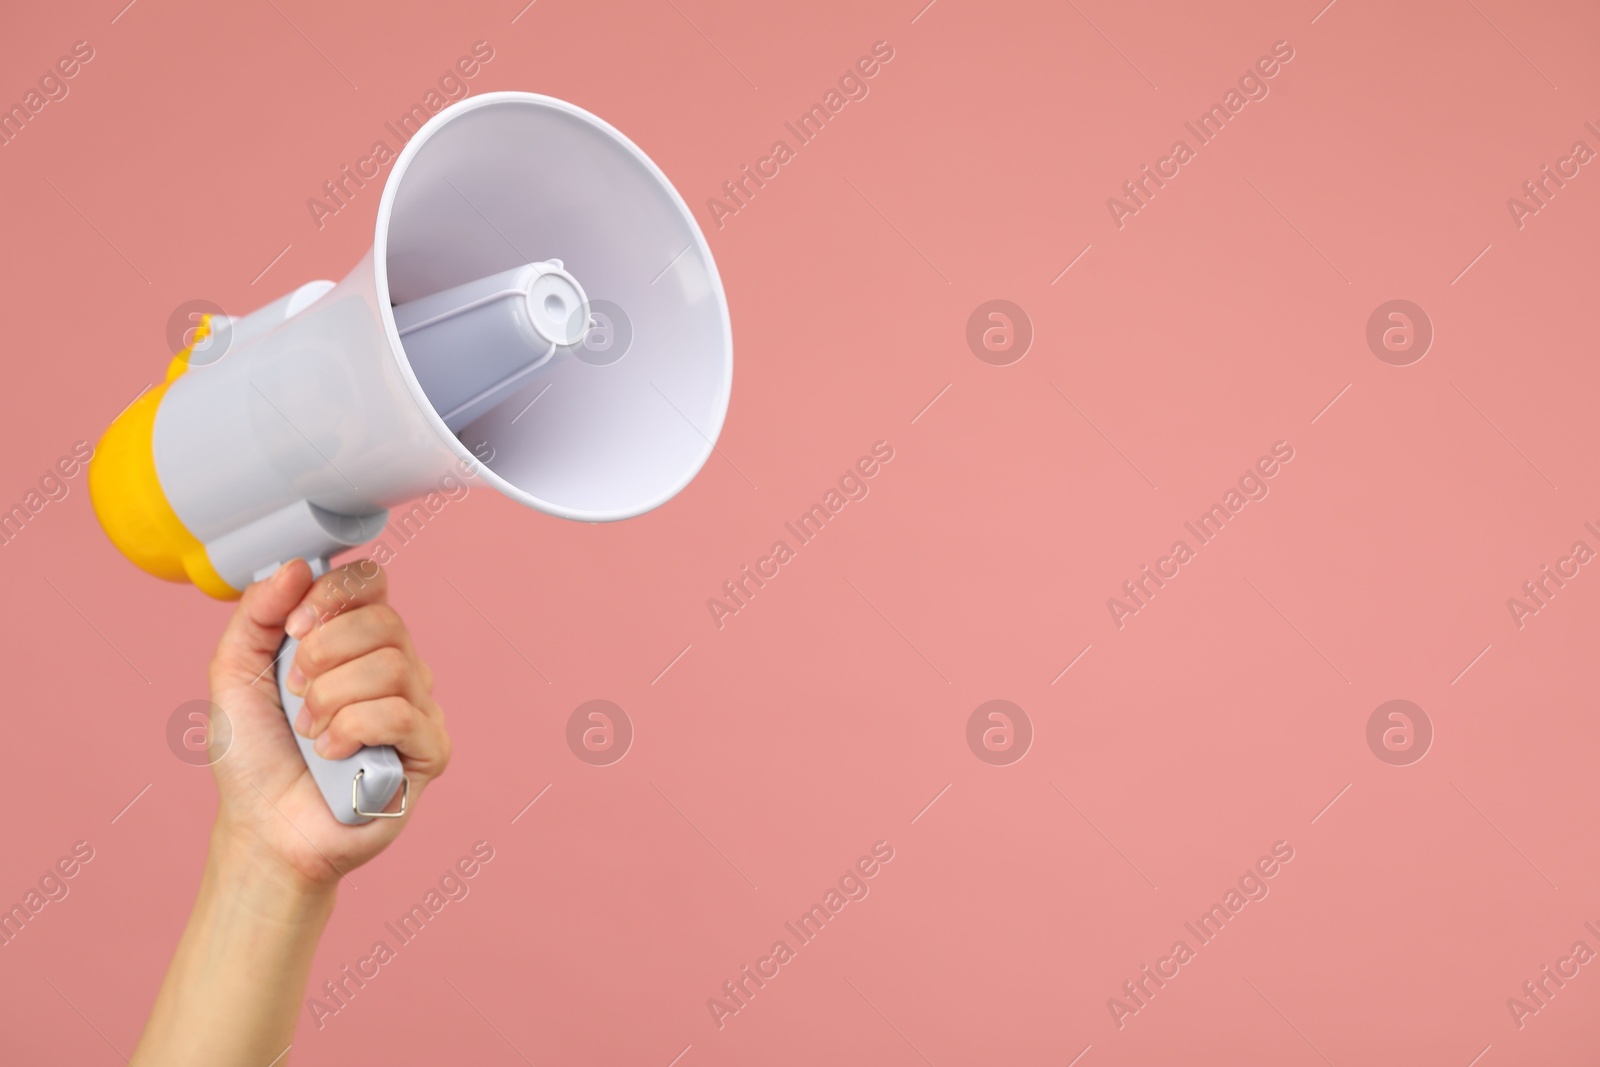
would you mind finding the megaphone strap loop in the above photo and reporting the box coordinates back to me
[354,768,410,818]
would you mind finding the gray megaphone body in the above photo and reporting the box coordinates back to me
[90,93,733,823]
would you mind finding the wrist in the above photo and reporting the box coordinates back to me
[131,818,336,1065]
[206,819,339,924]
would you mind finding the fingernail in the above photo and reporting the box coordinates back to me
[294,707,311,736]
[313,733,333,757]
[286,607,313,640]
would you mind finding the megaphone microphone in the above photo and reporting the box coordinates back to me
[90,93,733,824]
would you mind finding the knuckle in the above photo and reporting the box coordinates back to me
[394,701,422,739]
[376,647,410,687]
[304,678,335,720]
[365,602,403,637]
[299,636,332,673]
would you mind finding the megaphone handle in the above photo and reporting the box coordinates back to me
[275,631,408,826]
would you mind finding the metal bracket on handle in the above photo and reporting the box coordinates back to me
[354,768,409,819]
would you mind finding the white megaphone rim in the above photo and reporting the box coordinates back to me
[372,90,733,523]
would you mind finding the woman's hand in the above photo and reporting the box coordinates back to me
[206,558,451,889]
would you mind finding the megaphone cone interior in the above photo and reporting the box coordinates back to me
[91,92,733,598]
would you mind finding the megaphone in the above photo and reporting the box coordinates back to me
[90,92,733,824]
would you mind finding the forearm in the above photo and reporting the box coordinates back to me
[133,821,336,1066]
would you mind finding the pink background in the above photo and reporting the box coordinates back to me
[3,0,1600,1062]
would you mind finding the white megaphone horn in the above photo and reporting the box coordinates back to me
[90,92,733,824]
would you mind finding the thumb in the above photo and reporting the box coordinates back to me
[210,560,317,686]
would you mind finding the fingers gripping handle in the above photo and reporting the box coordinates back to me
[276,632,406,824]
